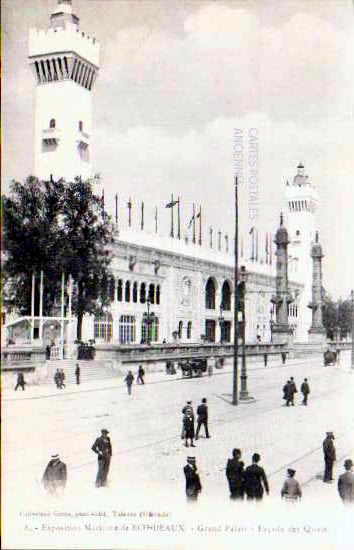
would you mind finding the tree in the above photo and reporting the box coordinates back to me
[2,176,115,340]
[322,289,352,340]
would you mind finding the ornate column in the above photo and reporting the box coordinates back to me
[271,214,294,344]
[308,232,326,343]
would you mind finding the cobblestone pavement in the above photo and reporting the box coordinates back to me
[2,352,354,549]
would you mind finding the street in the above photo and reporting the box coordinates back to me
[2,352,354,549]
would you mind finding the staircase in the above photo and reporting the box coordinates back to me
[44,359,119,385]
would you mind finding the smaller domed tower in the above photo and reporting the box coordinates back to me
[308,232,326,343]
[271,213,294,344]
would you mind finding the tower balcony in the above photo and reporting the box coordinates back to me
[77,130,90,150]
[42,127,61,145]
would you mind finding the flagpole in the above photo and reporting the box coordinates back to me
[210,227,213,248]
[198,205,202,245]
[177,197,181,239]
[192,203,196,244]
[170,194,174,238]
[128,197,132,227]
[256,228,259,262]
[141,201,144,230]
[155,206,158,234]
[115,194,118,225]
[31,272,35,343]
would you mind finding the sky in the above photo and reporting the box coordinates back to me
[2,0,354,299]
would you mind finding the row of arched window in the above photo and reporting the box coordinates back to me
[49,119,83,131]
[34,57,95,90]
[288,304,298,317]
[288,200,311,213]
[205,279,231,310]
[116,280,161,305]
[178,321,193,339]
[94,313,159,344]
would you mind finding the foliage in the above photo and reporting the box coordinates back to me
[2,176,115,339]
[322,288,352,339]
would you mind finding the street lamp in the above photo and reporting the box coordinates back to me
[142,297,156,345]
[238,266,252,401]
[269,307,274,343]
[218,304,225,343]
[232,176,239,405]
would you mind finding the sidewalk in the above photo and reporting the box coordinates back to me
[1,354,324,401]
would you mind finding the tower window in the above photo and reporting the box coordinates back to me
[79,121,83,132]
[49,119,56,129]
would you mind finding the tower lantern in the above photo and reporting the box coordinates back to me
[28,0,100,181]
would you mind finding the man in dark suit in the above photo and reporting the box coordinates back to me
[92,429,112,488]
[244,453,269,500]
[195,398,210,439]
[300,378,310,405]
[338,459,354,503]
[183,456,202,501]
[323,431,336,482]
[15,371,26,391]
[75,364,80,385]
[42,453,67,495]
[288,377,297,406]
[226,448,245,499]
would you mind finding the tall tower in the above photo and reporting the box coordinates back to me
[285,163,318,342]
[28,0,100,181]
[308,232,326,343]
[271,213,293,344]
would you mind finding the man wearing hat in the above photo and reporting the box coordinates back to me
[281,469,302,501]
[323,432,336,482]
[181,401,194,440]
[337,459,354,503]
[91,429,113,488]
[244,453,269,501]
[195,398,210,440]
[42,453,67,495]
[183,456,202,501]
[300,378,310,406]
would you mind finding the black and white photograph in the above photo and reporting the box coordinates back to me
[2,0,354,548]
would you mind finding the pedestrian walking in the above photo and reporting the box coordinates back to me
[282,380,291,405]
[137,365,145,384]
[288,377,297,406]
[124,370,134,395]
[59,369,66,389]
[183,409,196,448]
[281,468,302,502]
[323,431,336,482]
[183,456,202,502]
[54,368,61,389]
[75,364,80,385]
[42,452,67,495]
[91,429,112,488]
[181,401,194,440]
[226,448,245,500]
[244,453,269,501]
[338,459,354,503]
[300,378,310,405]
[336,347,341,365]
[195,398,210,440]
[14,371,26,391]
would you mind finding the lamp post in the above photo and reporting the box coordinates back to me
[142,297,156,345]
[351,290,354,370]
[232,176,239,405]
[218,304,225,343]
[269,307,274,343]
[239,265,252,401]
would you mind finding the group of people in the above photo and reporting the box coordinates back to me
[54,368,66,389]
[123,366,145,395]
[282,377,310,406]
[181,399,210,448]
[41,427,354,505]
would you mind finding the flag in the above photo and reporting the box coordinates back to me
[196,210,201,218]
[188,214,195,229]
[165,200,179,208]
[100,189,105,208]
[249,226,254,235]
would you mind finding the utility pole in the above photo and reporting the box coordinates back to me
[232,176,239,406]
